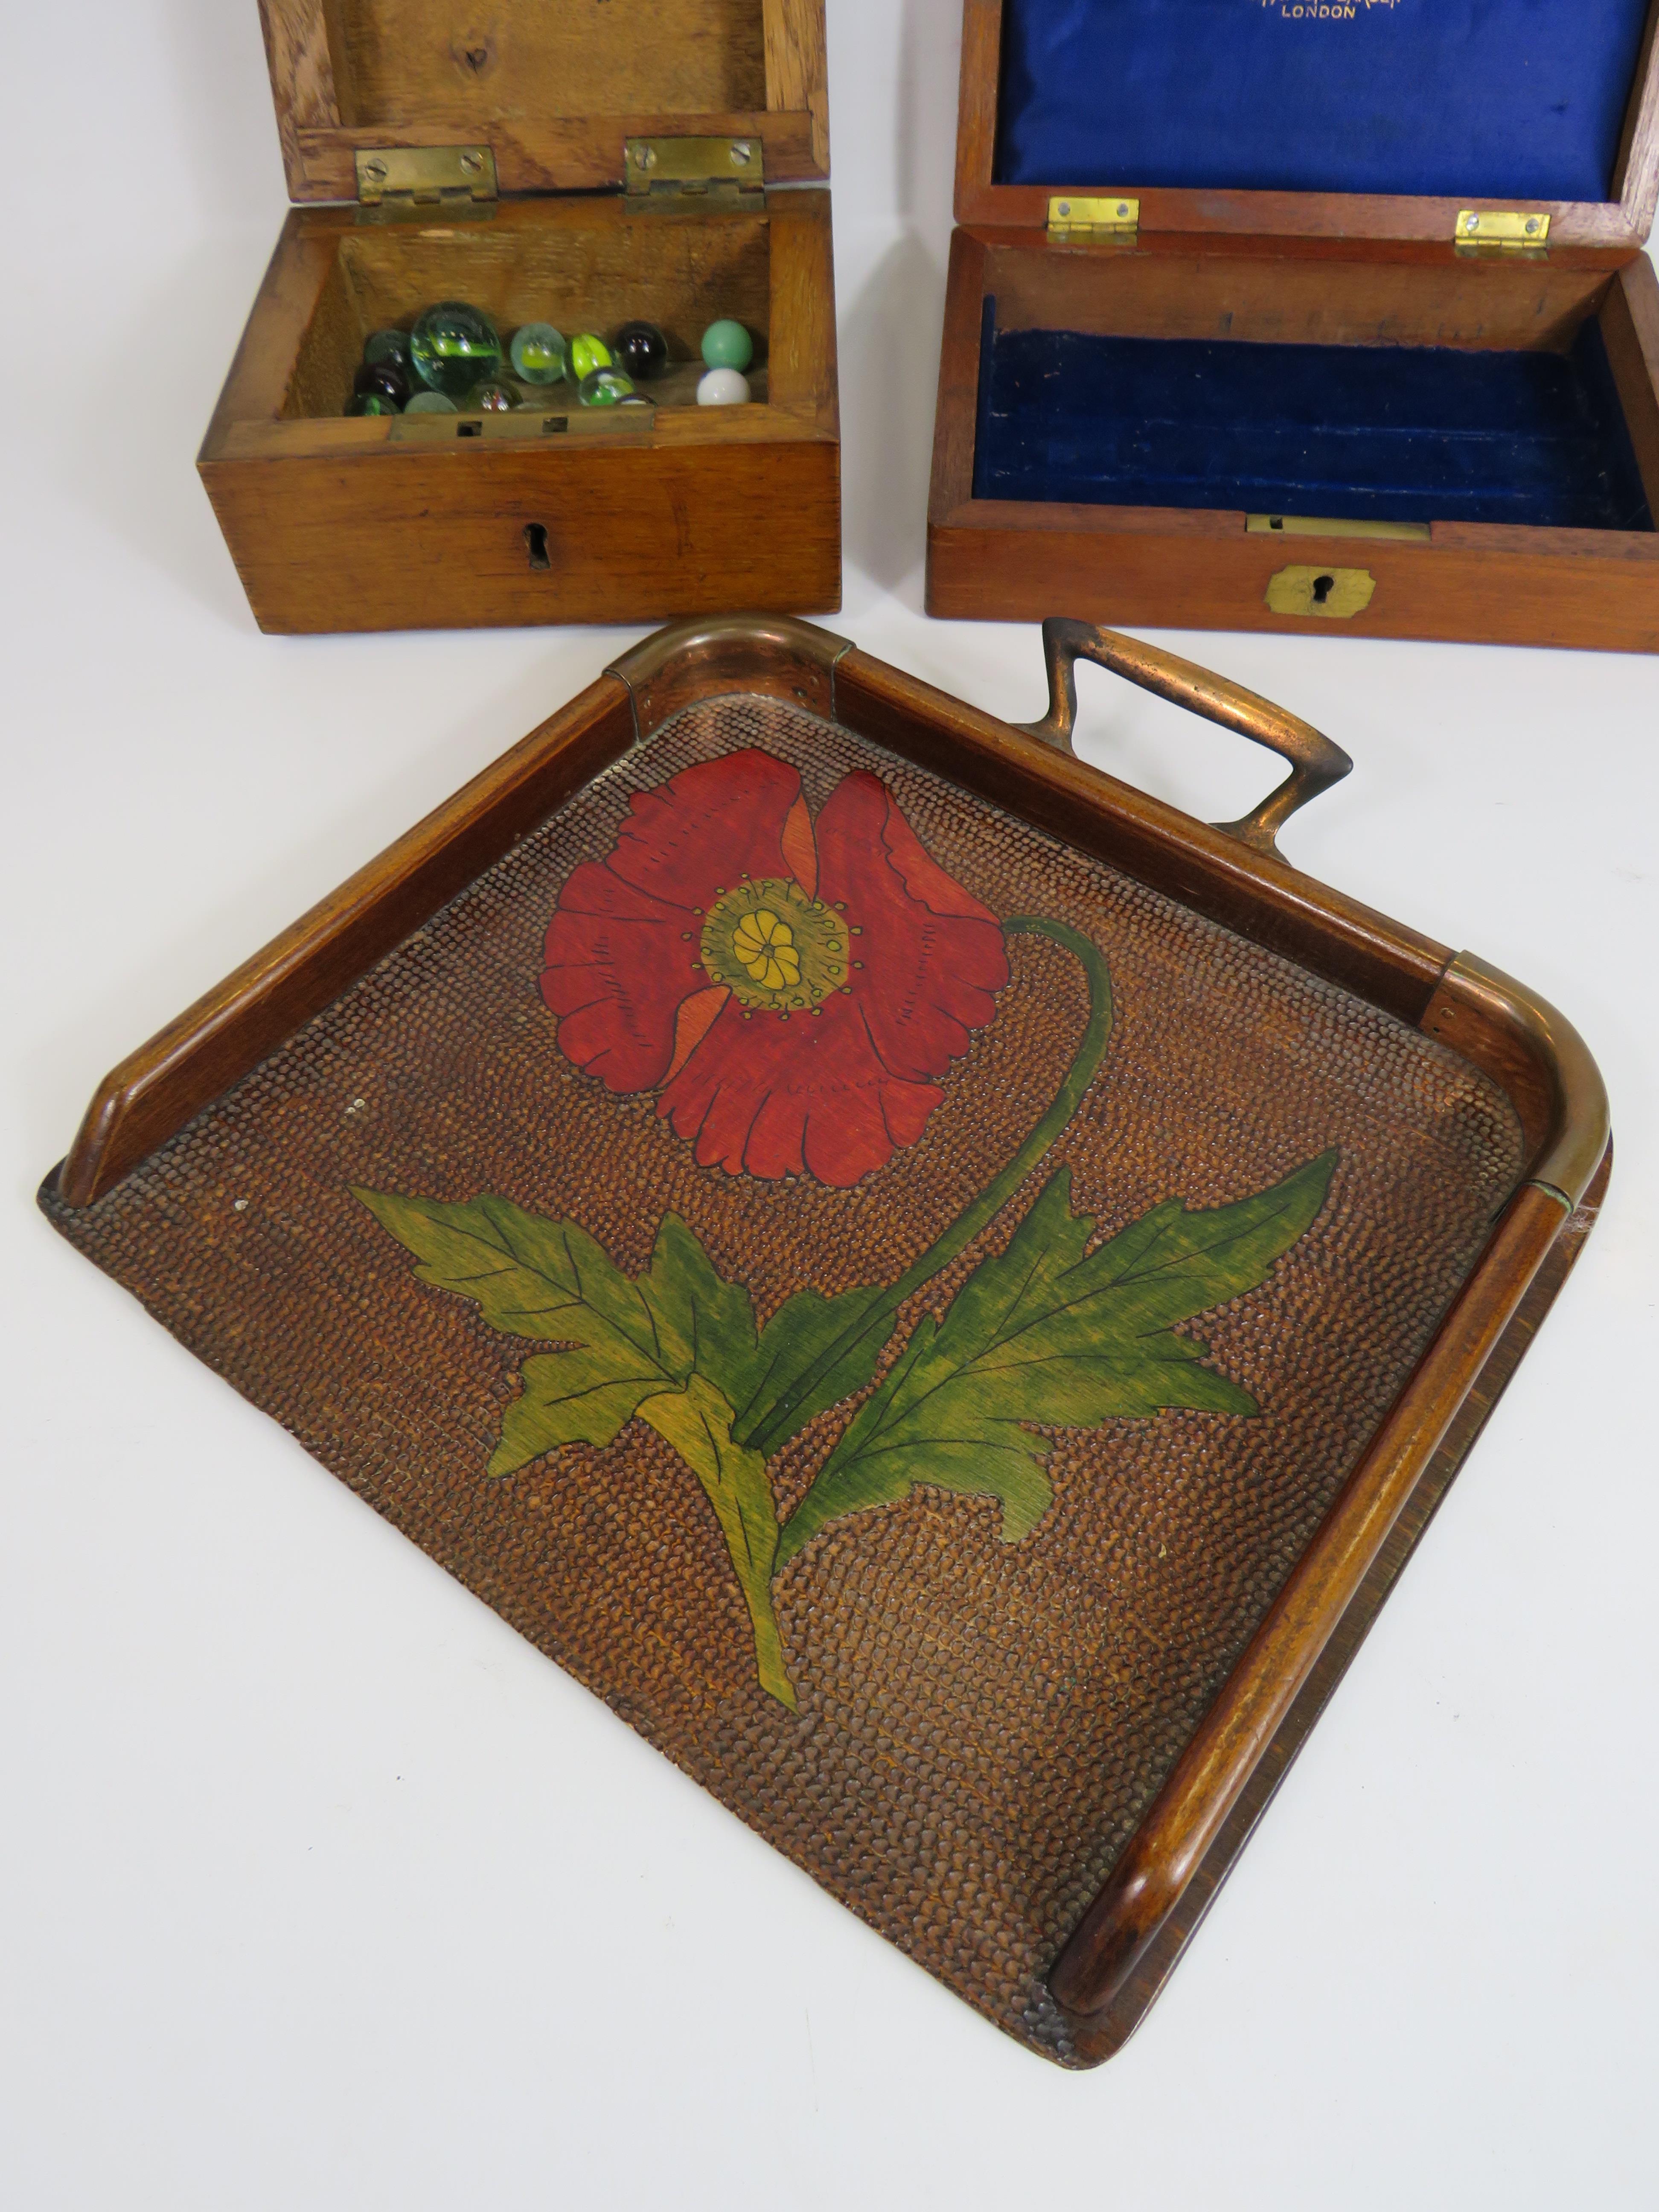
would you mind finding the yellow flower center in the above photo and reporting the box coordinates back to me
[731,908,801,995]
[700,877,850,1012]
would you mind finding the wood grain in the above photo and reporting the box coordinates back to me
[763,0,830,175]
[1599,255,1659,519]
[58,678,637,1208]
[199,195,840,633]
[260,0,828,195]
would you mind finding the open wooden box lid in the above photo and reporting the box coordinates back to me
[955,0,1659,254]
[259,0,829,203]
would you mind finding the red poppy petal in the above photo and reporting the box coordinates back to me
[541,859,702,1091]
[658,990,941,1187]
[815,773,1010,1083]
[609,748,803,909]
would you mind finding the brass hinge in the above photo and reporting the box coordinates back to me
[624,136,765,213]
[1455,208,1550,253]
[355,146,498,207]
[1047,195,1139,242]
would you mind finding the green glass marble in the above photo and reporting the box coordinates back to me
[700,318,754,371]
[465,382,518,412]
[345,390,400,416]
[578,366,635,407]
[410,300,503,396]
[569,332,612,381]
[509,323,567,384]
[404,389,459,414]
[364,328,413,374]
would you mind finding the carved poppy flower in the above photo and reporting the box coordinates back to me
[541,748,1010,1185]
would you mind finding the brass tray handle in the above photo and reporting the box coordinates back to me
[1019,617,1353,859]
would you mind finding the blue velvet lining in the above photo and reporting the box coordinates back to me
[997,0,1651,203]
[971,310,1653,530]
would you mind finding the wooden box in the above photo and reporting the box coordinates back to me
[41,612,1610,2060]
[928,0,1659,651]
[201,3,838,633]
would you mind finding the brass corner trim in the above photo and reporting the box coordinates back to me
[1421,953,1610,1209]
[606,615,854,741]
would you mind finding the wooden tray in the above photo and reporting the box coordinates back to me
[41,616,1610,2064]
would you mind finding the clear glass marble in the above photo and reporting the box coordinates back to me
[509,323,567,384]
[465,382,518,412]
[410,301,503,396]
[578,366,635,407]
[404,389,459,413]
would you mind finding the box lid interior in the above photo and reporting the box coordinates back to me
[976,0,1658,241]
[262,0,829,202]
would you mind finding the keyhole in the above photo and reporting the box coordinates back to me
[1311,573,1336,605]
[524,523,551,570]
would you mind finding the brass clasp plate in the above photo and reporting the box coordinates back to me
[1264,566,1377,620]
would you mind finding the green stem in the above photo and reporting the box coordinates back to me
[747,917,1114,1463]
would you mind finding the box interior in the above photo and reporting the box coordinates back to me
[283,210,772,422]
[969,248,1657,532]
[995,0,1654,204]
[323,0,767,130]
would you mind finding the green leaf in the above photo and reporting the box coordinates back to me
[491,1345,669,1475]
[776,1150,1336,1570]
[638,1378,795,1710]
[638,1213,760,1404]
[731,1281,893,1454]
[353,1187,662,1357]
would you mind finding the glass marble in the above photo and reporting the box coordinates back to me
[404,389,459,413]
[578,366,635,407]
[700,318,754,371]
[364,328,413,374]
[509,323,567,384]
[465,382,518,412]
[569,332,612,381]
[345,390,400,416]
[613,319,669,381]
[696,366,751,406]
[354,359,409,408]
[410,300,503,396]
[616,391,655,407]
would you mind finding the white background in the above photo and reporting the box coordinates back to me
[3,3,1656,2204]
